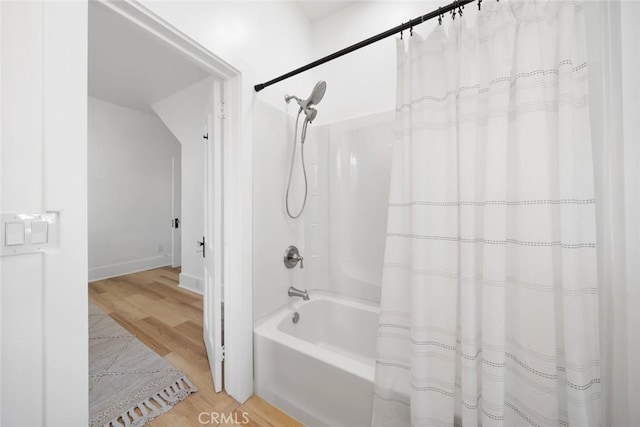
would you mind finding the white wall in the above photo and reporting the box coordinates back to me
[1,1,88,424]
[88,97,180,281]
[310,1,445,124]
[140,0,315,110]
[152,77,213,294]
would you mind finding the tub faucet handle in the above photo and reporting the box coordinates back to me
[284,245,304,269]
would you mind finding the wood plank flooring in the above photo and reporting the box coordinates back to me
[89,267,302,427]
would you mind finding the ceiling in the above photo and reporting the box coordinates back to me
[88,1,362,113]
[294,0,361,23]
[88,2,210,114]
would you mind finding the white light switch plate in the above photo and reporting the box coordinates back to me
[1,212,59,256]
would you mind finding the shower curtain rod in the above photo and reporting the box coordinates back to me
[254,0,476,92]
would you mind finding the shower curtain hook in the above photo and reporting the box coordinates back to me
[410,21,413,37]
[438,8,443,25]
[400,24,403,40]
[478,0,482,11]
[459,3,464,16]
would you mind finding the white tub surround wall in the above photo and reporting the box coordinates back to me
[88,97,180,281]
[254,291,379,427]
[302,124,330,293]
[280,111,395,304]
[253,100,312,320]
[152,77,214,295]
[328,111,394,302]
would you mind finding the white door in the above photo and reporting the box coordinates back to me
[202,80,224,393]
[171,155,181,267]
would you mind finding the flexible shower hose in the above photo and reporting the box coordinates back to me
[285,109,308,219]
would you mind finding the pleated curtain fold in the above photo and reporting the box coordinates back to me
[373,2,603,426]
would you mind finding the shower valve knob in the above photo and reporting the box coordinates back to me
[284,245,304,269]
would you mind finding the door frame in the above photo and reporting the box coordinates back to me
[97,0,253,402]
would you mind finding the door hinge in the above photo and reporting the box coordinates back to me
[220,102,226,120]
[216,345,225,361]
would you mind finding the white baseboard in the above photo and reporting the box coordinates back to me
[179,272,203,295]
[88,255,171,282]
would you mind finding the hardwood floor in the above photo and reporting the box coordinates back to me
[89,267,302,427]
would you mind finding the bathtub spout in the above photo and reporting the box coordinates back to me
[288,286,310,301]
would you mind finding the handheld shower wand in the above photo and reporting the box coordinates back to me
[284,81,327,219]
[301,107,317,142]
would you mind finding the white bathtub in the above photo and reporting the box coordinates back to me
[254,290,380,427]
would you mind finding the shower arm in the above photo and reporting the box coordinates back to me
[284,94,303,104]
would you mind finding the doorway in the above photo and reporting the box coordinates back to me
[87,0,204,282]
[86,0,234,404]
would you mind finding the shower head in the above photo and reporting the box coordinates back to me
[305,80,326,108]
[284,81,327,110]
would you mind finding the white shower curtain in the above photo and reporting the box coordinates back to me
[373,2,603,426]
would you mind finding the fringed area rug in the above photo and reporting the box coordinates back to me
[89,303,197,427]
